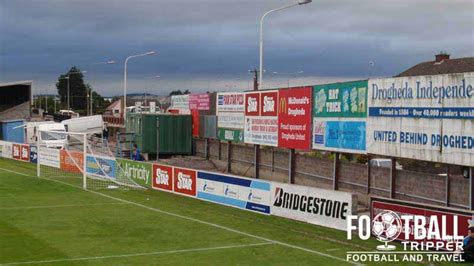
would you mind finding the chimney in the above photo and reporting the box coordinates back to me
[435,52,450,62]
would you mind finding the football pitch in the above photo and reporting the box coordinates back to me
[0,158,433,265]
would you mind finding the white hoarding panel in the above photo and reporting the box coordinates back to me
[38,147,61,168]
[0,141,13,159]
[367,73,474,166]
[170,94,190,112]
[244,90,279,146]
[271,183,353,231]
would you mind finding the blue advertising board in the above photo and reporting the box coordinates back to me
[29,145,37,163]
[313,120,366,153]
[197,171,271,214]
[86,155,116,178]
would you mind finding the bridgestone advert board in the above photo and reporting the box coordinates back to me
[367,73,474,166]
[271,182,354,230]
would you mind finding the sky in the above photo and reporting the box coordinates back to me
[0,0,473,96]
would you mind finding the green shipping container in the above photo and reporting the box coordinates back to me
[126,113,192,155]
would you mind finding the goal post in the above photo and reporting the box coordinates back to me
[37,129,144,190]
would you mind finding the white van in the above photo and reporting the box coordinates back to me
[61,115,104,135]
[59,110,80,118]
[25,121,55,144]
[38,123,67,148]
[370,158,403,170]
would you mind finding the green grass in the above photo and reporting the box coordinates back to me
[0,158,450,265]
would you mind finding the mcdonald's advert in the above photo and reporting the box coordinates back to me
[244,91,279,146]
[278,87,312,150]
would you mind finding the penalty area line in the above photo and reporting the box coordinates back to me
[0,242,275,265]
[0,167,356,265]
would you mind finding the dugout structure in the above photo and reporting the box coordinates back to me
[0,80,32,122]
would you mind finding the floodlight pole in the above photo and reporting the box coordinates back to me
[259,0,311,90]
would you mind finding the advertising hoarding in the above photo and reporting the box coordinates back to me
[20,145,29,161]
[152,163,173,191]
[271,183,353,230]
[278,87,312,150]
[367,73,474,166]
[170,94,190,114]
[116,158,152,188]
[86,155,116,178]
[371,197,472,244]
[312,80,368,153]
[29,145,37,163]
[244,91,279,146]
[12,144,21,160]
[60,150,83,173]
[189,93,210,110]
[0,141,13,159]
[38,147,60,168]
[197,171,271,214]
[173,167,197,197]
[217,92,245,142]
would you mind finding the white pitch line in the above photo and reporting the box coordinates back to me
[0,167,357,265]
[0,202,128,210]
[0,242,275,265]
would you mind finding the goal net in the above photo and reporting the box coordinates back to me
[37,130,144,190]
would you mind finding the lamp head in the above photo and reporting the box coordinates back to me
[298,0,312,5]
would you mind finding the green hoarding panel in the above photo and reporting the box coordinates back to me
[116,158,152,188]
[125,113,192,155]
[313,80,368,118]
[218,128,244,143]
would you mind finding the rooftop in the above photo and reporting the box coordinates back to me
[395,54,474,77]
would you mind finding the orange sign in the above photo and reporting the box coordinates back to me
[60,150,84,173]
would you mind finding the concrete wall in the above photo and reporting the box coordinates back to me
[195,138,469,209]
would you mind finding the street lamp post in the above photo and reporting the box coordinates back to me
[89,60,115,115]
[272,70,304,88]
[123,51,156,120]
[259,0,311,90]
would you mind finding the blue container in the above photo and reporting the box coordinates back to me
[2,120,25,143]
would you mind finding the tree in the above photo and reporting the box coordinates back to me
[168,89,191,96]
[56,66,88,111]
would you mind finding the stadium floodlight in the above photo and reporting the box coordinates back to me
[123,51,157,120]
[258,0,311,90]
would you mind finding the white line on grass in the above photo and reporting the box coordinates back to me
[0,167,357,265]
[0,202,128,210]
[0,242,274,265]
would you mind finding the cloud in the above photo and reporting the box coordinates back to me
[0,0,472,96]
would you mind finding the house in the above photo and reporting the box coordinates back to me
[105,98,122,117]
[396,53,474,77]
